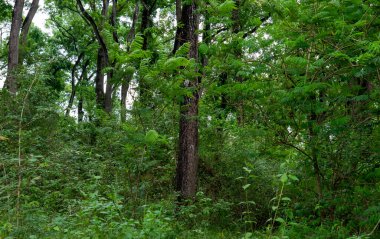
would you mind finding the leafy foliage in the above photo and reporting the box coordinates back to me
[0,0,379,238]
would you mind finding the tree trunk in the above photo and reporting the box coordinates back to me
[174,1,200,200]
[19,0,39,64]
[121,74,133,122]
[77,0,110,112]
[105,71,113,113]
[141,0,152,51]
[77,61,90,122]
[121,2,139,122]
[308,112,323,200]
[138,0,156,108]
[95,47,108,109]
[5,0,25,94]
[66,52,84,117]
[78,97,84,122]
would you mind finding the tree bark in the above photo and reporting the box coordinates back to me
[174,0,200,200]
[19,0,39,64]
[5,0,25,94]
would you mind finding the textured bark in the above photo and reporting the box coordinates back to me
[5,0,25,94]
[174,1,200,200]
[19,0,39,64]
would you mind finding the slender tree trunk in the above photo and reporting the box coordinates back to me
[5,0,25,94]
[127,2,139,46]
[78,97,84,122]
[77,0,110,112]
[95,47,108,109]
[66,52,84,117]
[77,63,91,122]
[19,0,39,64]
[105,72,113,113]
[141,0,152,51]
[121,2,139,122]
[174,0,200,200]
[138,0,156,108]
[308,112,323,200]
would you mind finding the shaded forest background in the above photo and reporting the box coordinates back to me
[0,0,379,238]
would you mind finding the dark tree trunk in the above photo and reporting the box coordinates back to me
[105,71,113,113]
[127,3,139,46]
[174,1,200,200]
[19,0,39,64]
[95,47,108,109]
[175,0,182,24]
[78,98,84,122]
[5,0,25,94]
[308,112,323,200]
[111,0,118,43]
[66,52,85,117]
[141,0,153,51]
[139,0,156,108]
[77,0,110,112]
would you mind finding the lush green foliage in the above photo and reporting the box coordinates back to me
[0,0,379,238]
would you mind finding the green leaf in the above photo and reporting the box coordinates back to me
[199,43,208,55]
[130,34,144,52]
[145,130,159,143]
[288,174,299,181]
[175,43,190,57]
[164,57,190,71]
[275,217,286,223]
[242,184,251,190]
[280,174,288,183]
[217,0,236,15]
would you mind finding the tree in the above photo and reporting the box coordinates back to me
[5,0,24,94]
[174,0,200,200]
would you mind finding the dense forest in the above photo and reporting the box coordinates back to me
[0,0,379,238]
